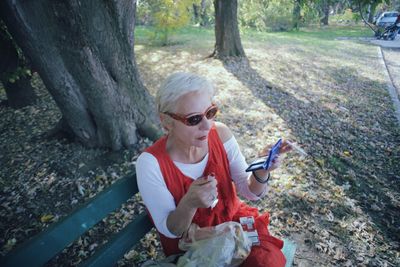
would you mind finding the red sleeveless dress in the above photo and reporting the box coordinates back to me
[145,127,286,267]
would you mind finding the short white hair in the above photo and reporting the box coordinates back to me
[156,72,215,113]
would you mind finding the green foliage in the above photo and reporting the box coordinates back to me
[263,0,295,31]
[7,67,32,84]
[238,0,270,31]
[239,0,294,32]
[0,20,32,84]
[301,3,321,25]
[330,8,361,24]
[138,0,198,46]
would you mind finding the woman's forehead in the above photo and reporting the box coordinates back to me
[174,91,212,113]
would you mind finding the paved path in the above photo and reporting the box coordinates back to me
[370,38,400,48]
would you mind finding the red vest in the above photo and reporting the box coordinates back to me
[145,127,286,267]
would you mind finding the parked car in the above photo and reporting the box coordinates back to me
[376,11,399,28]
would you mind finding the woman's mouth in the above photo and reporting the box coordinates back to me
[197,136,207,141]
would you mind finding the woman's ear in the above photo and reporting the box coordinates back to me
[160,113,172,133]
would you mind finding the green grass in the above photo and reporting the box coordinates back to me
[135,24,373,47]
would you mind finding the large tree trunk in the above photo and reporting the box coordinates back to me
[212,0,245,58]
[0,0,162,150]
[0,22,37,108]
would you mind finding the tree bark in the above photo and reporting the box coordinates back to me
[367,2,378,23]
[293,0,302,30]
[200,0,208,27]
[0,22,37,108]
[212,0,245,58]
[193,4,200,24]
[320,2,330,26]
[0,0,162,150]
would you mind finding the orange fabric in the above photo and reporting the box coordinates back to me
[145,126,286,266]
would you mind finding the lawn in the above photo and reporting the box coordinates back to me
[1,25,399,266]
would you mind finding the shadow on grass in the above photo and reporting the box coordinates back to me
[221,58,400,244]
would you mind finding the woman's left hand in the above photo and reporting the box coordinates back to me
[258,139,293,172]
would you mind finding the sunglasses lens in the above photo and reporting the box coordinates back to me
[206,107,218,119]
[187,115,203,126]
[183,106,218,126]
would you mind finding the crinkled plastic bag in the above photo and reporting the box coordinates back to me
[176,221,252,267]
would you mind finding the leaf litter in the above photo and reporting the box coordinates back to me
[1,36,400,266]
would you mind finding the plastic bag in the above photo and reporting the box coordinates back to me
[176,222,252,267]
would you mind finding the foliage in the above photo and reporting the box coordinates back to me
[6,67,32,84]
[0,20,32,84]
[238,0,270,31]
[331,8,359,24]
[239,0,295,31]
[137,0,198,45]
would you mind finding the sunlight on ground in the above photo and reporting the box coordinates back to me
[133,28,399,266]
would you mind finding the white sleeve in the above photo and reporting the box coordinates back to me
[223,136,267,200]
[135,152,178,238]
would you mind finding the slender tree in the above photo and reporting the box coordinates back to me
[212,0,245,58]
[293,0,302,30]
[0,0,162,150]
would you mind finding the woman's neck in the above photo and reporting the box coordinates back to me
[166,136,207,164]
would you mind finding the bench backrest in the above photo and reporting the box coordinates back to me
[1,173,153,267]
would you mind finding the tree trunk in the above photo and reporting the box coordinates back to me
[0,0,162,150]
[320,2,330,26]
[193,4,200,24]
[368,2,378,23]
[200,0,208,27]
[0,22,37,108]
[212,0,245,58]
[292,0,301,30]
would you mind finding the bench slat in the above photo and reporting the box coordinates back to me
[1,175,138,267]
[80,212,153,267]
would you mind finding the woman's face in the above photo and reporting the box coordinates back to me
[167,91,214,148]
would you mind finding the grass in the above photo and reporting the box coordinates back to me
[135,24,374,47]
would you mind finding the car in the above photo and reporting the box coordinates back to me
[376,11,399,28]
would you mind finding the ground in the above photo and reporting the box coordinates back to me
[1,26,399,266]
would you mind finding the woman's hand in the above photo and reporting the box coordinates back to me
[258,139,293,172]
[182,174,218,209]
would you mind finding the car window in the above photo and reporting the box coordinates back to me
[383,12,398,17]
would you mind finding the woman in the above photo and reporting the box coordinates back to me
[136,72,291,266]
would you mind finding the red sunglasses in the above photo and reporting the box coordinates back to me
[164,104,218,126]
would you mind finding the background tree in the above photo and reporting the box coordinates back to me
[0,21,37,108]
[0,0,162,150]
[152,0,195,45]
[193,0,212,26]
[212,0,245,58]
[319,0,331,25]
[293,0,303,30]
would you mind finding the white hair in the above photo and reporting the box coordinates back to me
[156,72,215,113]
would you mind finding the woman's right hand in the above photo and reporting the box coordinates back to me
[183,174,218,209]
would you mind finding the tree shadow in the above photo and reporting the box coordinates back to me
[222,58,400,244]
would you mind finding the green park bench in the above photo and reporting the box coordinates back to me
[1,174,296,267]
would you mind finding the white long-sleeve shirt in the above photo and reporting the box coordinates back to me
[136,135,266,238]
